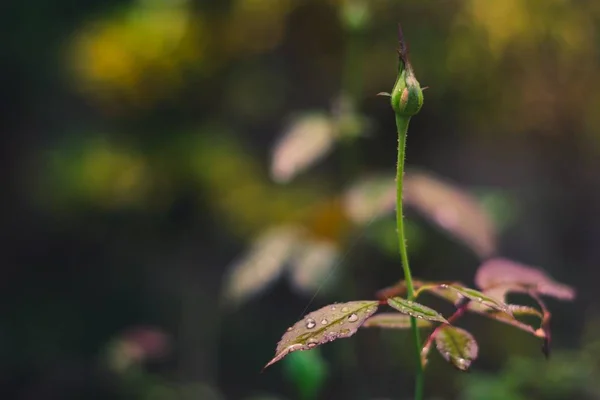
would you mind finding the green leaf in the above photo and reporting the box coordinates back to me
[387,297,448,324]
[508,305,544,319]
[435,326,479,371]
[283,349,328,400]
[440,284,511,314]
[264,301,379,369]
[363,313,432,329]
[413,280,467,305]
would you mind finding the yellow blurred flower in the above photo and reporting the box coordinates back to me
[68,0,206,107]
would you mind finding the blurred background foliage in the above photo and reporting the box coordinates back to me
[2,0,599,399]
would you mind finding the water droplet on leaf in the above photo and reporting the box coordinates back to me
[305,318,316,329]
[348,313,359,322]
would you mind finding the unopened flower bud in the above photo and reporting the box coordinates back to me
[391,61,423,117]
[390,25,424,117]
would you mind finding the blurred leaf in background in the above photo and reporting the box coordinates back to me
[283,349,328,400]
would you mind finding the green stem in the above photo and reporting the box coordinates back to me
[395,113,424,400]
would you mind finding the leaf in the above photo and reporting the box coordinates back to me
[508,305,544,319]
[474,258,575,301]
[403,170,497,258]
[439,284,511,314]
[478,310,539,337]
[270,112,335,184]
[265,301,379,369]
[222,226,301,306]
[387,297,449,324]
[376,280,410,301]
[342,174,396,225]
[415,280,468,305]
[474,304,545,339]
[363,313,433,329]
[435,326,479,371]
[288,240,340,294]
[283,350,328,400]
[377,280,465,305]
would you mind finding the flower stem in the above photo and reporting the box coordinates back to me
[395,113,424,400]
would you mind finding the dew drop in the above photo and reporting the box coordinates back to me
[307,341,317,348]
[340,328,351,335]
[286,327,293,332]
[305,318,316,329]
[321,319,328,325]
[331,306,337,311]
[348,313,359,322]
[455,357,469,370]
[440,284,449,289]
[341,307,349,312]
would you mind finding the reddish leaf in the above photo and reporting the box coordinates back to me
[476,309,539,337]
[403,170,497,258]
[376,283,405,301]
[265,301,378,369]
[475,258,575,301]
